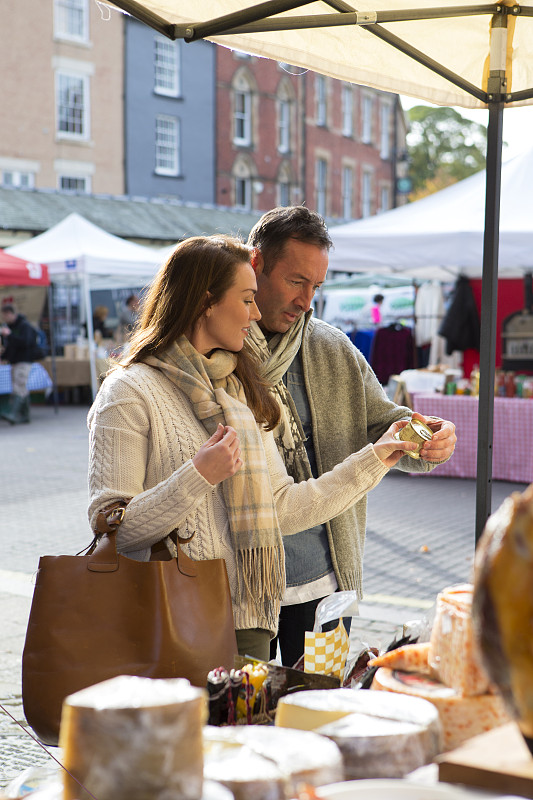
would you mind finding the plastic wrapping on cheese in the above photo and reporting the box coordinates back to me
[368,642,435,676]
[428,583,491,696]
[60,675,207,800]
[203,724,343,800]
[372,667,510,751]
[274,687,442,779]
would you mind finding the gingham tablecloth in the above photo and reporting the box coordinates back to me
[0,363,53,395]
[411,392,533,484]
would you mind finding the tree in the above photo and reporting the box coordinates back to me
[406,106,487,200]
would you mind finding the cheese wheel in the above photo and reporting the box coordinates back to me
[275,687,442,779]
[60,675,207,800]
[203,724,343,800]
[372,667,511,751]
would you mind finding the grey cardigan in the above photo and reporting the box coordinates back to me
[296,316,437,598]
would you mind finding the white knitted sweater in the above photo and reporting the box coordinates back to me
[87,363,389,634]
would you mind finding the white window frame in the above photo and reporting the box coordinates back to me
[362,94,373,144]
[362,170,373,217]
[315,158,327,217]
[380,185,391,213]
[380,102,391,159]
[342,166,353,219]
[233,89,252,145]
[2,170,35,189]
[278,179,290,207]
[54,0,89,43]
[235,176,252,209]
[315,75,327,126]
[278,99,290,153]
[58,175,91,193]
[56,71,90,140]
[155,115,180,176]
[342,85,354,137]
[154,35,180,97]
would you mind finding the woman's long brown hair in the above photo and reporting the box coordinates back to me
[121,235,280,430]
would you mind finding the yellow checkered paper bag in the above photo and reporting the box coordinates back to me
[304,619,349,680]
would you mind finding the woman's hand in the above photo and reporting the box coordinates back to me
[192,424,243,484]
[373,420,419,467]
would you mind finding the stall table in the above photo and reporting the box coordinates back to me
[411,392,533,484]
[0,362,53,394]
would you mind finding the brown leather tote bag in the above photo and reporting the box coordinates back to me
[22,506,238,745]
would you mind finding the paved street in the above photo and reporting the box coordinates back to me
[0,402,528,789]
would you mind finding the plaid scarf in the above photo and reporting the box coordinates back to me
[244,313,312,484]
[144,336,285,633]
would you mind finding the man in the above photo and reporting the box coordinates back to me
[117,294,140,343]
[245,206,457,666]
[0,304,39,424]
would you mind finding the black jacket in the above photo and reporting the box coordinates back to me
[438,276,480,355]
[2,314,38,364]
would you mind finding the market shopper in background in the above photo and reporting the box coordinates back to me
[371,293,385,325]
[117,293,140,342]
[246,206,457,667]
[0,303,38,424]
[88,235,422,662]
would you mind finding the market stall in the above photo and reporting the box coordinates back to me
[7,213,163,398]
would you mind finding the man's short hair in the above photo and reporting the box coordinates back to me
[247,206,333,274]
[1,304,15,314]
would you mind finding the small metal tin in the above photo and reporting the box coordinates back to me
[395,418,433,459]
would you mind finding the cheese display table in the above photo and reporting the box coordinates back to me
[411,392,533,484]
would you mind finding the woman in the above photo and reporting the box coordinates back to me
[88,236,418,660]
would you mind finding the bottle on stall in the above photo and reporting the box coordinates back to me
[470,364,480,396]
[505,371,516,398]
[495,370,506,397]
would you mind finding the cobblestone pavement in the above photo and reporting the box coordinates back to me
[0,403,528,789]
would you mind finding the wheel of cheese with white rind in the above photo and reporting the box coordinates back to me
[275,687,442,779]
[203,724,344,800]
[59,675,207,800]
[372,667,511,751]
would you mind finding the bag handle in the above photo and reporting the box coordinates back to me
[87,501,129,573]
[88,500,195,570]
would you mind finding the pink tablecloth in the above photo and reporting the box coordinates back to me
[411,392,533,484]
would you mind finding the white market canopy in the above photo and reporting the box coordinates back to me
[6,213,162,281]
[328,145,533,278]
[105,0,533,109]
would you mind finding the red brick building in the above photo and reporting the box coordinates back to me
[215,47,408,219]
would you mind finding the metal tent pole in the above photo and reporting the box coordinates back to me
[475,8,507,542]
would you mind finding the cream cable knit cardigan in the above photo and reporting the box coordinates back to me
[88,363,389,635]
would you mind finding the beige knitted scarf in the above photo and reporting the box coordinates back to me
[144,336,285,633]
[244,313,312,483]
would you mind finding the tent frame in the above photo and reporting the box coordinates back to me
[108,0,532,541]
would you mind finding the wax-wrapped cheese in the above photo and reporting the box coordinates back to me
[203,724,343,800]
[60,675,207,800]
[428,583,490,696]
[275,687,441,779]
[372,667,510,751]
[368,642,435,676]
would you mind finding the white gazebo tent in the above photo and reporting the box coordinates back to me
[328,146,533,278]
[7,213,163,396]
[101,0,533,539]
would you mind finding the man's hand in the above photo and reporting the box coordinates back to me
[413,411,457,463]
[192,424,243,484]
